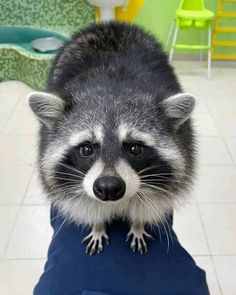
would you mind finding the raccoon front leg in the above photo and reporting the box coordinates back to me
[82,223,109,255]
[126,223,153,254]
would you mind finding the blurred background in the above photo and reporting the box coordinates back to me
[0,0,235,294]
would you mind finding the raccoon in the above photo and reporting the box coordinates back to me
[28,22,196,255]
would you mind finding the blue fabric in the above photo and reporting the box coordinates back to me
[34,208,209,295]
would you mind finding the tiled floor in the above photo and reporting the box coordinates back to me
[0,61,236,294]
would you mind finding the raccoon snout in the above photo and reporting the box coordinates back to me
[93,176,126,201]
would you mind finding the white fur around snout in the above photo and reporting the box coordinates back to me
[115,159,140,199]
[83,158,140,202]
[83,160,105,199]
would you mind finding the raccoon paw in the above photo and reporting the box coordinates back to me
[82,228,109,255]
[126,227,153,254]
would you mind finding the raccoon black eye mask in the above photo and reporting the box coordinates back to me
[28,22,196,255]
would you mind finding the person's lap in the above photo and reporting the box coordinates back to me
[33,209,209,295]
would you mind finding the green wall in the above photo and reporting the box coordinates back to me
[135,0,236,55]
[0,0,94,36]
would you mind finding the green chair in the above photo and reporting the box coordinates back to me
[166,0,214,78]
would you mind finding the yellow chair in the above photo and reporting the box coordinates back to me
[166,0,214,78]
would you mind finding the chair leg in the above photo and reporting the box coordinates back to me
[169,25,179,63]
[200,31,204,62]
[165,20,175,51]
[207,27,212,79]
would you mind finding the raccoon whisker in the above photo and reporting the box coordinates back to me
[162,214,174,246]
[51,188,79,196]
[51,199,83,241]
[140,182,176,198]
[51,197,88,241]
[53,177,83,183]
[139,173,186,178]
[136,192,162,243]
[139,191,174,248]
[53,188,84,198]
[140,172,188,179]
[138,166,188,179]
[51,185,83,195]
[140,188,174,245]
[141,178,186,185]
[50,212,64,223]
[139,190,173,249]
[140,175,186,183]
[138,165,172,175]
[50,185,84,196]
[141,182,186,192]
[57,162,86,176]
[53,171,84,179]
[51,217,68,241]
[138,191,171,252]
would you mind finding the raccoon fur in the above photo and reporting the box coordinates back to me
[28,22,196,255]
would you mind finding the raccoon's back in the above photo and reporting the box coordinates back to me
[47,22,179,98]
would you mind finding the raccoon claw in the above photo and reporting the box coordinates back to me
[82,229,109,255]
[126,228,153,254]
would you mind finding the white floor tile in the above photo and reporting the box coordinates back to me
[218,67,236,83]
[0,135,36,166]
[2,111,38,135]
[194,256,221,295]
[224,137,236,164]
[0,81,26,99]
[198,137,233,166]
[195,166,236,203]
[194,96,209,115]
[199,204,236,255]
[229,79,236,90]
[197,80,232,97]
[173,203,209,255]
[174,61,210,78]
[212,114,236,136]
[214,256,236,295]
[194,114,219,136]
[206,95,236,115]
[6,206,52,259]
[0,206,19,258]
[14,84,34,112]
[180,80,204,97]
[0,259,45,295]
[0,95,19,113]
[23,172,48,205]
[0,111,10,132]
[0,165,33,204]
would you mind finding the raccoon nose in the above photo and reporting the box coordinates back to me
[93,176,126,201]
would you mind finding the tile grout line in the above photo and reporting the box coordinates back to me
[1,166,35,260]
[1,205,22,261]
[203,94,236,164]
[0,85,28,135]
[20,167,37,205]
[195,202,224,295]
[222,137,236,165]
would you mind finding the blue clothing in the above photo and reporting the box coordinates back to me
[34,209,209,295]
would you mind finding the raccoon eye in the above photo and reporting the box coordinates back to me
[80,144,94,157]
[129,144,143,156]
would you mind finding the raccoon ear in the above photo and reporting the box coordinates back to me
[162,93,195,126]
[27,91,65,127]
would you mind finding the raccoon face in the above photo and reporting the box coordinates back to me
[28,90,195,209]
